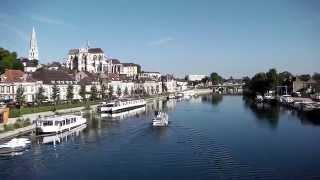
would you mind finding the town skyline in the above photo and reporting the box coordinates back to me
[1,0,320,78]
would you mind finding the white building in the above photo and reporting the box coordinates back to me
[0,70,42,102]
[140,71,161,80]
[122,63,139,77]
[162,75,177,93]
[187,74,207,82]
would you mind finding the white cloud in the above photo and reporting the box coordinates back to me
[148,37,174,46]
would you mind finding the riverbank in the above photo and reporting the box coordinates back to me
[0,94,169,140]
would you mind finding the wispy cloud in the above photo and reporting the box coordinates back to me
[31,15,65,25]
[0,22,28,41]
[148,37,174,46]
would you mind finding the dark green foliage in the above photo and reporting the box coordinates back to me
[80,85,86,101]
[116,86,122,97]
[0,47,23,74]
[66,85,74,102]
[36,86,46,104]
[16,85,25,105]
[108,85,114,99]
[299,74,311,82]
[210,72,223,84]
[51,84,60,103]
[90,85,98,101]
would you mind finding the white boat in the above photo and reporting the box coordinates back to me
[152,111,169,127]
[168,94,176,99]
[0,138,31,154]
[256,95,263,103]
[35,114,87,134]
[98,98,146,114]
[279,95,294,104]
[101,106,146,119]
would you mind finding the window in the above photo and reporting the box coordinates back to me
[43,121,53,126]
[6,86,10,93]
[55,121,60,126]
[1,86,4,93]
[66,119,70,125]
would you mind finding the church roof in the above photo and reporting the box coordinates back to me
[68,49,79,55]
[88,48,104,54]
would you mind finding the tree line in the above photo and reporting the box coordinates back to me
[0,47,24,74]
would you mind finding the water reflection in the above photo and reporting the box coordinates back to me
[242,96,320,128]
[36,124,87,146]
[201,94,223,106]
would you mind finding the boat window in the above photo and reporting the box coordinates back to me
[74,118,76,122]
[62,120,65,125]
[66,119,70,125]
[43,121,53,126]
[54,121,60,126]
[106,104,114,107]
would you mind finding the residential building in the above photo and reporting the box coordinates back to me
[0,70,42,102]
[122,63,140,77]
[140,71,161,80]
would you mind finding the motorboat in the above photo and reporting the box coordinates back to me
[35,114,87,134]
[98,98,146,114]
[152,111,169,127]
[256,95,263,103]
[0,138,31,154]
[167,94,176,99]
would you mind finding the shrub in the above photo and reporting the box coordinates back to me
[3,124,15,131]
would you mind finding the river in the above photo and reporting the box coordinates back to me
[1,95,320,180]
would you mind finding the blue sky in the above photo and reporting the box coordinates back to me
[0,0,319,78]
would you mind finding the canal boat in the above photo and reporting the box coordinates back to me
[98,98,146,114]
[35,114,87,134]
[152,111,169,127]
[0,138,31,154]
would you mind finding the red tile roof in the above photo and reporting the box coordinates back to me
[1,70,25,82]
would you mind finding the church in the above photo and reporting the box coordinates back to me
[66,42,110,73]
[20,27,40,73]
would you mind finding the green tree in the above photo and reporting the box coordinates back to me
[66,85,74,102]
[108,85,114,99]
[79,85,86,101]
[210,72,223,84]
[266,68,278,89]
[90,85,98,101]
[130,88,135,96]
[0,47,23,74]
[312,73,320,81]
[51,84,60,104]
[156,85,160,94]
[116,86,122,97]
[16,85,25,106]
[36,86,46,104]
[124,86,129,96]
[249,73,269,95]
[299,74,311,82]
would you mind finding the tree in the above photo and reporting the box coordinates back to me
[79,85,86,101]
[36,86,46,104]
[66,85,74,102]
[312,73,320,82]
[108,85,114,99]
[130,88,134,97]
[90,85,98,101]
[151,86,155,94]
[156,85,160,94]
[16,85,25,106]
[51,84,60,104]
[210,72,223,84]
[101,84,107,99]
[124,86,129,96]
[266,68,278,89]
[299,74,311,82]
[0,47,23,74]
[116,86,122,97]
[249,73,269,95]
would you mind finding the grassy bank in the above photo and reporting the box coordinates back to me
[0,118,31,133]
[9,101,100,118]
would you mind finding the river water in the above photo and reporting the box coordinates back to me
[1,95,320,180]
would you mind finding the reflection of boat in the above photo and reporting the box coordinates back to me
[39,124,87,145]
[152,111,169,127]
[0,138,31,154]
[101,107,146,119]
[35,114,87,134]
[98,99,146,113]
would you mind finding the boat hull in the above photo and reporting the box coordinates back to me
[100,104,146,114]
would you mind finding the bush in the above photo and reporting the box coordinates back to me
[3,124,15,131]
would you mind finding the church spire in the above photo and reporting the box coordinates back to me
[28,27,39,60]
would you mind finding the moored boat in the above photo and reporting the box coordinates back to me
[35,114,87,135]
[0,138,31,154]
[98,98,146,114]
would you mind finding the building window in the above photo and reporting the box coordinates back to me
[0,86,4,93]
[6,86,10,93]
[93,55,97,60]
